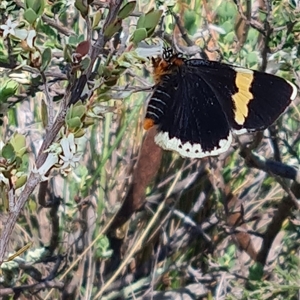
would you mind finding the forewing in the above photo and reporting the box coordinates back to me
[185,59,297,132]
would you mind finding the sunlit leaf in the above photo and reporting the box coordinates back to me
[75,0,89,17]
[2,143,15,161]
[103,20,122,39]
[10,133,27,157]
[24,8,38,24]
[14,175,27,189]
[130,28,147,44]
[118,1,136,20]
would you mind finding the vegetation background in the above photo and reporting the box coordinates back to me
[0,0,300,299]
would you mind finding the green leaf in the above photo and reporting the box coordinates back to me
[10,133,27,157]
[34,0,44,15]
[71,104,86,119]
[130,28,147,44]
[74,128,85,138]
[249,262,264,280]
[145,27,156,38]
[94,236,113,259]
[63,44,73,63]
[246,52,259,66]
[104,77,118,87]
[67,117,82,129]
[2,143,15,161]
[135,10,163,38]
[15,175,27,189]
[143,10,163,29]
[41,48,52,72]
[92,10,102,29]
[50,1,65,15]
[216,1,237,18]
[221,20,234,34]
[136,14,146,28]
[25,0,44,16]
[27,198,37,211]
[223,31,235,44]
[68,35,78,45]
[24,8,38,24]
[75,0,89,18]
[104,20,122,39]
[118,1,136,20]
[0,80,18,102]
[184,10,196,33]
[247,28,259,46]
[80,56,91,71]
[111,66,126,75]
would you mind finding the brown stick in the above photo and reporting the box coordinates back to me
[110,126,163,231]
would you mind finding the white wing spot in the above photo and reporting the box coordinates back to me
[155,132,232,159]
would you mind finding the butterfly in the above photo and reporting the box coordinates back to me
[143,48,297,159]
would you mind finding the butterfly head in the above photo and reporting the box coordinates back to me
[162,47,175,62]
[162,47,184,65]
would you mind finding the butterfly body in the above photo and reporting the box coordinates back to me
[144,50,297,159]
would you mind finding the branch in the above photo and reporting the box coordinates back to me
[234,0,252,52]
[109,126,163,231]
[256,181,300,265]
[240,148,300,185]
[0,280,64,297]
[234,0,265,34]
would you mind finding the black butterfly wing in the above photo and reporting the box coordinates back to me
[145,58,296,158]
[145,67,232,158]
[185,59,297,133]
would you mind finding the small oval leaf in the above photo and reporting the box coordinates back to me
[15,175,27,189]
[130,28,148,44]
[104,20,122,38]
[10,133,27,156]
[0,80,18,102]
[92,10,102,29]
[41,48,52,71]
[137,14,146,29]
[2,143,15,161]
[143,10,163,29]
[71,105,86,119]
[24,8,38,24]
[67,117,82,129]
[75,0,89,17]
[118,1,136,20]
[80,56,91,71]
[76,40,90,57]
[63,44,73,63]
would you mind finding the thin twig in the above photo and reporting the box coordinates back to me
[234,0,265,34]
[0,280,64,296]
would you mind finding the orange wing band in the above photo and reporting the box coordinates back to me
[143,118,155,130]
